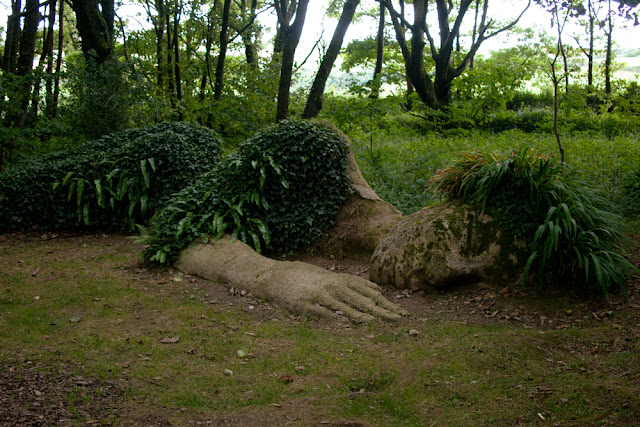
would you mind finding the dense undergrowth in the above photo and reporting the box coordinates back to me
[345,125,640,216]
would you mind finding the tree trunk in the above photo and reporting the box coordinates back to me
[605,0,613,95]
[470,0,480,69]
[241,0,258,66]
[30,3,56,122]
[273,24,285,57]
[213,0,232,101]
[173,10,182,113]
[587,0,594,87]
[51,0,64,118]
[386,0,528,109]
[370,1,385,99]
[10,0,40,128]
[550,58,564,162]
[200,17,213,101]
[1,0,40,168]
[100,0,115,36]
[71,0,114,64]
[275,0,309,122]
[154,0,165,88]
[2,0,22,73]
[407,0,439,109]
[45,0,57,119]
[303,0,360,119]
[166,11,175,110]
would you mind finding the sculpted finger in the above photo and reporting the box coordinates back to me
[350,276,382,291]
[346,282,410,317]
[302,303,341,319]
[338,287,403,320]
[315,294,375,323]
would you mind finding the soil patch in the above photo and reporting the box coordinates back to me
[2,231,640,425]
[0,359,123,426]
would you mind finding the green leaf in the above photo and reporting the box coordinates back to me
[106,168,121,182]
[140,195,148,215]
[260,167,266,188]
[250,218,270,247]
[62,171,74,185]
[82,203,90,225]
[76,179,85,207]
[141,159,151,188]
[68,181,76,202]
[248,230,261,253]
[231,226,240,242]
[213,212,224,234]
[95,179,104,208]
[116,176,129,200]
[231,210,241,227]
[128,199,137,218]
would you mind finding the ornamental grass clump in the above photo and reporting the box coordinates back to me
[430,146,634,297]
[142,119,352,264]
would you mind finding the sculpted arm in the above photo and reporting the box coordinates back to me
[174,236,408,322]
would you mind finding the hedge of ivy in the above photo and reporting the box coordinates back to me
[0,122,222,232]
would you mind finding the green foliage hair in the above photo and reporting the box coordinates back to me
[142,119,353,264]
[430,146,635,297]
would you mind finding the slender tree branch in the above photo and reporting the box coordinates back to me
[17,0,55,17]
[228,5,272,43]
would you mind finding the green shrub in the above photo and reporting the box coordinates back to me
[143,119,353,263]
[0,122,222,232]
[514,109,553,133]
[622,169,640,216]
[430,147,634,297]
[615,81,640,115]
[507,90,554,110]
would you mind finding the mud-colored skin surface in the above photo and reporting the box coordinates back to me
[370,201,528,291]
[176,237,409,322]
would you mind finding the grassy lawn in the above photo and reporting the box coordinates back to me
[1,233,639,426]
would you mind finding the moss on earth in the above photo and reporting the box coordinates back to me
[369,200,529,290]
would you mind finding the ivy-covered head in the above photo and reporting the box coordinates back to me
[144,119,353,263]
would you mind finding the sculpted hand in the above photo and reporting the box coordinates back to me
[175,236,409,322]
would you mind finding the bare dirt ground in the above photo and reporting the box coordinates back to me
[1,232,640,425]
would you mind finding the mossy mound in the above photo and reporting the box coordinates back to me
[369,200,529,290]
